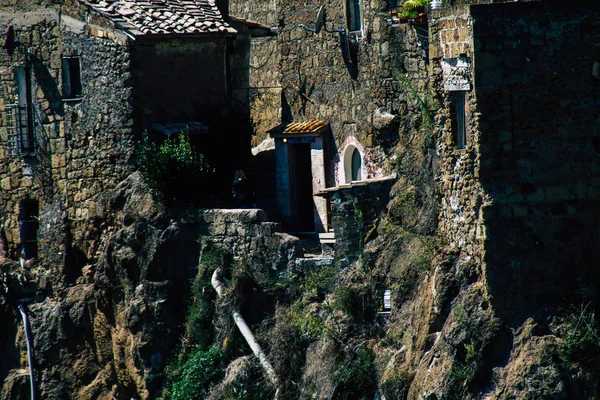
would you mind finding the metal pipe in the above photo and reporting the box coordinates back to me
[18,303,36,400]
[211,268,279,390]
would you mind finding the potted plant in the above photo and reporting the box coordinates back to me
[398,0,429,23]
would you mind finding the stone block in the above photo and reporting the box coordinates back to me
[545,185,569,201]
[1,177,10,191]
[21,177,32,188]
[512,205,528,217]
[526,188,545,202]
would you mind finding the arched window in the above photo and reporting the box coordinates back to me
[344,145,363,183]
[351,147,362,181]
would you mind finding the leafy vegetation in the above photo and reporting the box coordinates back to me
[161,249,271,400]
[380,369,414,400]
[184,249,224,349]
[394,73,440,151]
[332,345,377,400]
[556,304,600,361]
[168,345,224,400]
[136,130,213,204]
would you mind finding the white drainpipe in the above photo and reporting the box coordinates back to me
[211,268,279,392]
[18,303,36,400]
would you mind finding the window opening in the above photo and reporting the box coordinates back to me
[19,199,39,260]
[351,147,362,181]
[14,66,35,155]
[346,0,361,32]
[62,56,82,100]
[344,144,363,183]
[450,91,466,149]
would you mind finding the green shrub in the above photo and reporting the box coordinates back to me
[380,370,414,400]
[333,286,363,320]
[333,345,377,400]
[136,130,213,204]
[557,304,600,361]
[185,249,228,349]
[169,345,225,400]
[447,363,474,400]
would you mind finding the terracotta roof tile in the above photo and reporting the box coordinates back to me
[281,120,329,135]
[79,0,236,36]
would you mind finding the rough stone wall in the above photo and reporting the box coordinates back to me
[0,8,134,265]
[229,0,281,145]
[429,8,482,257]
[198,208,302,272]
[275,0,433,185]
[432,2,600,319]
[475,2,600,317]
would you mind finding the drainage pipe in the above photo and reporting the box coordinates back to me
[18,303,36,400]
[211,268,279,389]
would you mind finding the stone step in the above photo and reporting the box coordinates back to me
[318,231,335,244]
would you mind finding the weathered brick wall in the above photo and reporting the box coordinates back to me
[0,9,134,263]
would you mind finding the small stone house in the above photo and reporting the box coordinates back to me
[0,0,240,263]
[229,0,415,235]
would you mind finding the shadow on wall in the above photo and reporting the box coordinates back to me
[474,2,600,326]
[340,32,359,80]
[31,55,64,116]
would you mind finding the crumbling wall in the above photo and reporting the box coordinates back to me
[198,209,302,272]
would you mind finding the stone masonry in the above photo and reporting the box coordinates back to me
[430,2,600,320]
[0,0,238,267]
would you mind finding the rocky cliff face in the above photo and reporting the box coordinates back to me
[1,162,599,400]
[0,172,304,400]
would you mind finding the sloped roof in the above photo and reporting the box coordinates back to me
[269,120,329,136]
[79,0,236,36]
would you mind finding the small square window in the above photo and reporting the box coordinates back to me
[62,56,82,100]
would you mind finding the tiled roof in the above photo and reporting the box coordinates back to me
[79,0,236,36]
[281,120,329,135]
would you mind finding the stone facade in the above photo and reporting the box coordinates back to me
[228,0,433,232]
[431,2,600,319]
[229,0,280,145]
[0,8,135,264]
[0,1,242,265]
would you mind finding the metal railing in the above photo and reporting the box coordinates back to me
[6,104,37,157]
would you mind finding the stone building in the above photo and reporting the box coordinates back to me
[429,1,600,319]
[229,0,425,234]
[0,0,244,265]
[231,0,600,313]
